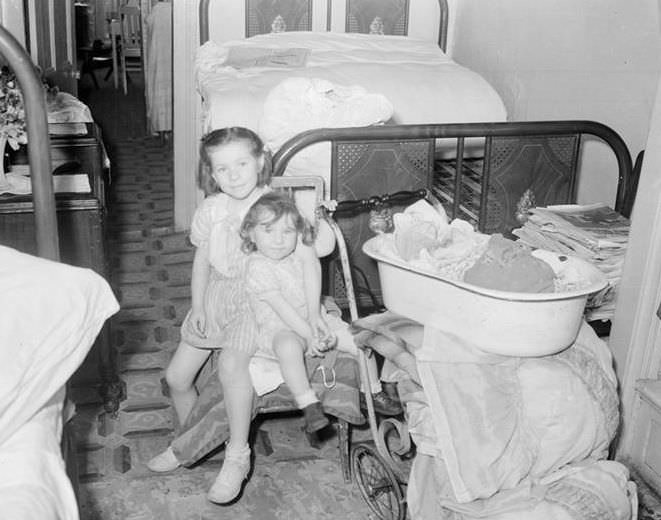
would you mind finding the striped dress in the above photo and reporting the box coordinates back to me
[180,187,269,353]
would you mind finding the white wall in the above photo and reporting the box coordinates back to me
[449,0,661,208]
[611,74,661,459]
[0,0,26,48]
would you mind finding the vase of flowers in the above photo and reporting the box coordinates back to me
[0,66,28,191]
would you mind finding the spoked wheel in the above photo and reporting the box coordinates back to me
[351,443,406,520]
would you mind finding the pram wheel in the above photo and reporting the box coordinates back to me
[351,443,406,520]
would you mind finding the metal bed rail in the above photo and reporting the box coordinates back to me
[0,26,57,260]
[272,120,634,220]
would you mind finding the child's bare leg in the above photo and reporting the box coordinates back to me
[208,348,253,504]
[273,332,329,433]
[147,341,210,473]
[217,348,253,449]
[165,341,211,424]
[273,332,313,401]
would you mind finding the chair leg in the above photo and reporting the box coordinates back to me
[337,419,351,483]
[103,65,114,81]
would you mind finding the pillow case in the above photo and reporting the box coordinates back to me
[0,245,119,445]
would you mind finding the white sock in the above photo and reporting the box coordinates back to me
[294,389,318,409]
[226,442,250,459]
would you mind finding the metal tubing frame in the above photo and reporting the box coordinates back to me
[272,120,633,215]
[0,26,58,260]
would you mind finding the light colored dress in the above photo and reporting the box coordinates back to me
[245,252,307,359]
[180,187,268,352]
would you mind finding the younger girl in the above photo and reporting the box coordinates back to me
[240,192,333,433]
[147,127,332,504]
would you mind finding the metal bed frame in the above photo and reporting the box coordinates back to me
[271,121,634,519]
[272,121,634,311]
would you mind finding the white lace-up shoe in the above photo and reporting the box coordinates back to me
[146,446,181,472]
[207,451,251,504]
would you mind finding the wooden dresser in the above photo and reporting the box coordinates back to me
[0,123,119,411]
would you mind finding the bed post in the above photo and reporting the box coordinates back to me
[199,0,211,44]
[438,0,448,52]
[0,26,58,261]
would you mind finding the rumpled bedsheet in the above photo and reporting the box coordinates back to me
[47,92,93,124]
[259,75,393,192]
[351,312,637,519]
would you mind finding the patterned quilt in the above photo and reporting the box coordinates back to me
[172,350,364,466]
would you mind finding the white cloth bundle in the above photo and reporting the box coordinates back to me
[404,321,637,519]
[259,76,394,192]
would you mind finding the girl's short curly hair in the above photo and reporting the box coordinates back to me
[239,192,316,254]
[197,127,272,196]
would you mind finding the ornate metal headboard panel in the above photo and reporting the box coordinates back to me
[345,0,409,36]
[199,0,449,51]
[245,0,312,37]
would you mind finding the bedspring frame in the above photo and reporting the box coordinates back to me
[271,121,634,308]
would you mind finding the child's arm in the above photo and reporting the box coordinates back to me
[296,242,333,348]
[260,292,325,355]
[313,218,336,257]
[189,243,211,335]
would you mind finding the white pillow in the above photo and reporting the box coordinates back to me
[0,246,119,446]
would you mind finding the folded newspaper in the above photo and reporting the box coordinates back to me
[512,203,630,321]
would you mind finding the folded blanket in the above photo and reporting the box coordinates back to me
[172,351,364,466]
[351,311,422,385]
[350,311,634,519]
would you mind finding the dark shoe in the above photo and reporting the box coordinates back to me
[302,401,329,433]
[360,390,403,416]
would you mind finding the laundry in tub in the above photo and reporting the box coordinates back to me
[364,200,608,356]
[376,199,600,295]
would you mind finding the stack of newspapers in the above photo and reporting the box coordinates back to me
[512,203,630,321]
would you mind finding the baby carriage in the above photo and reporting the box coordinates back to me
[317,186,435,520]
[313,184,636,520]
[278,176,636,520]
[271,174,429,519]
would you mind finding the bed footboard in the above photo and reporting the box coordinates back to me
[272,121,633,308]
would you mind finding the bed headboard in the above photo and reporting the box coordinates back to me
[199,0,448,51]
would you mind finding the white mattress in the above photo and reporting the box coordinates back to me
[0,246,120,520]
[196,32,507,133]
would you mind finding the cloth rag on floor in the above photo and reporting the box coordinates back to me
[351,311,637,520]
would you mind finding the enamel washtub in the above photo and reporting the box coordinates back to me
[363,237,608,357]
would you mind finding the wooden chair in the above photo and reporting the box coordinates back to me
[118,4,143,95]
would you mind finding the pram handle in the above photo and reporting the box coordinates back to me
[332,188,429,217]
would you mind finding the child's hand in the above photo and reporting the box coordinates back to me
[190,308,207,337]
[318,330,338,352]
[305,334,326,358]
[309,315,336,353]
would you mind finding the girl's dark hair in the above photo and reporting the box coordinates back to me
[240,192,316,254]
[197,127,272,196]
